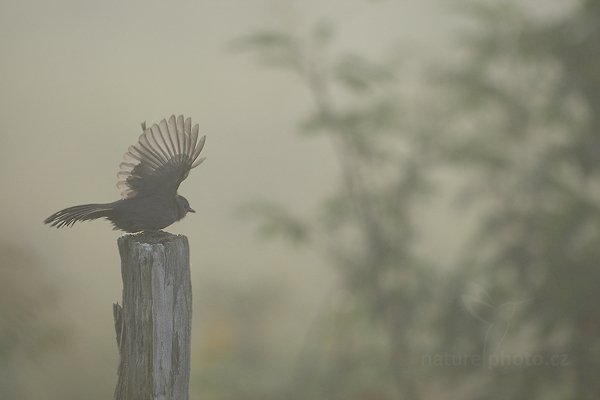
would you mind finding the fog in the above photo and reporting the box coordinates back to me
[1,1,592,399]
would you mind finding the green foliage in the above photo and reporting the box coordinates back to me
[234,16,439,400]
[237,201,310,245]
[435,1,600,399]
[0,243,67,399]
[232,30,303,72]
[227,1,600,399]
[334,54,395,93]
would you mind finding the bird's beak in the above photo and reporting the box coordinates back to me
[188,208,196,213]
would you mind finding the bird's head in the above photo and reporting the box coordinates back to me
[175,195,196,220]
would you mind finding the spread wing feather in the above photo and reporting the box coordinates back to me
[117,115,206,199]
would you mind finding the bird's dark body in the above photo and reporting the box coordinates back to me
[45,195,188,233]
[44,115,205,233]
[109,196,182,232]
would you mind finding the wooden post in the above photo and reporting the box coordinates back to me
[112,231,192,400]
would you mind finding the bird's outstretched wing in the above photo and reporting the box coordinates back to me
[117,115,206,199]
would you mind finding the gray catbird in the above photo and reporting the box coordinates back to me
[44,115,206,232]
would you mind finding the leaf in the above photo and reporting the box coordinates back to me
[231,30,303,72]
[334,54,394,93]
[237,201,310,245]
[312,19,335,44]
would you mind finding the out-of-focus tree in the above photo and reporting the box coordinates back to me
[0,243,66,399]
[192,277,292,400]
[229,1,600,399]
[435,0,600,399]
[234,19,440,400]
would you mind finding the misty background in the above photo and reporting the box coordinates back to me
[1,0,597,399]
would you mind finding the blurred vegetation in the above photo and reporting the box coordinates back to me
[436,1,600,398]
[233,16,440,400]
[0,243,66,399]
[224,1,600,399]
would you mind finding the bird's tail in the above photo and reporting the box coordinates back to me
[44,203,115,228]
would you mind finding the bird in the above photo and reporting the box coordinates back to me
[44,115,206,232]
[462,283,530,361]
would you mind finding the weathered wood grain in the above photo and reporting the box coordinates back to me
[113,231,192,400]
